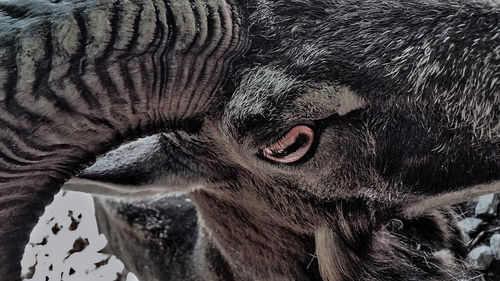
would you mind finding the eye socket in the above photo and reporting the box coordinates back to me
[262,125,315,164]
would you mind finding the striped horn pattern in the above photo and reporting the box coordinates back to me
[0,0,247,279]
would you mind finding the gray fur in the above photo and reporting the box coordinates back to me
[0,0,499,280]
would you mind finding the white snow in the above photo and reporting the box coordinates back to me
[21,191,139,281]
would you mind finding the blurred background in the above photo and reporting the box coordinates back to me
[21,191,140,281]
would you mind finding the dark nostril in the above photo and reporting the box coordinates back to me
[263,125,314,164]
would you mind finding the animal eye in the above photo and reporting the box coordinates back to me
[262,125,315,164]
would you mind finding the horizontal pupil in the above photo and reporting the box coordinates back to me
[271,133,310,158]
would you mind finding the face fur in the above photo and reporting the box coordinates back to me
[207,0,500,217]
[64,1,499,279]
[189,18,499,272]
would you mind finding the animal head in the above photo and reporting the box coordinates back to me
[72,2,499,279]
[0,0,498,280]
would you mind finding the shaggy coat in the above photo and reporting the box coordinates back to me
[0,0,498,280]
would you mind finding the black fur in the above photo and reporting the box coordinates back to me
[78,1,500,280]
[2,0,497,280]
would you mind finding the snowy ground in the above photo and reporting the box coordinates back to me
[21,191,139,281]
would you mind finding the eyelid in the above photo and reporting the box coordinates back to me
[262,125,315,164]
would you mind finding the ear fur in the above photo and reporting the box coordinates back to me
[63,134,208,197]
[404,180,500,217]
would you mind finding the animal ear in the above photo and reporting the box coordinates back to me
[63,134,208,197]
[404,181,500,217]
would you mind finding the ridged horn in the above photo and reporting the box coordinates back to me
[0,0,247,279]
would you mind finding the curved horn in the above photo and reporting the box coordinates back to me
[0,0,247,279]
